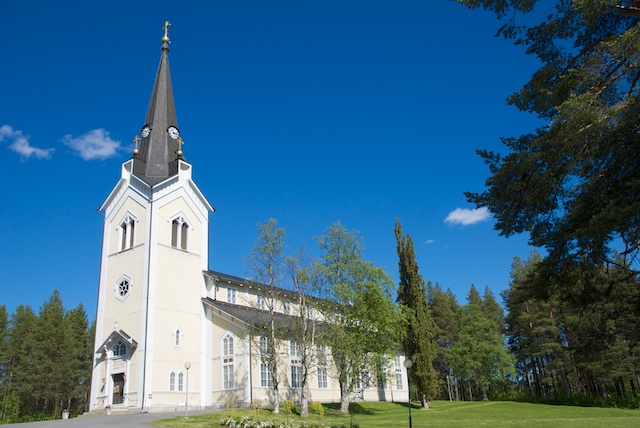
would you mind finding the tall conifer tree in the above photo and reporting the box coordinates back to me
[395,218,439,408]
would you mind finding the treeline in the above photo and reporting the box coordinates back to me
[502,252,640,408]
[396,220,640,410]
[413,256,640,409]
[395,220,513,406]
[0,291,93,423]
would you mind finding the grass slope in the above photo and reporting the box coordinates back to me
[152,400,640,428]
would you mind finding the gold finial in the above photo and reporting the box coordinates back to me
[133,135,140,155]
[177,137,185,157]
[162,21,171,43]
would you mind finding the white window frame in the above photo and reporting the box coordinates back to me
[283,301,291,315]
[115,274,132,301]
[169,372,176,391]
[174,326,182,347]
[178,372,184,392]
[316,344,328,388]
[290,340,302,388]
[222,332,235,389]
[113,340,126,357]
[257,295,265,310]
[260,336,273,388]
[118,212,137,251]
[317,367,328,389]
[395,354,403,390]
[227,288,237,304]
[169,212,191,251]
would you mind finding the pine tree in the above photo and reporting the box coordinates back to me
[395,219,439,408]
[8,305,38,418]
[428,283,459,400]
[450,285,515,401]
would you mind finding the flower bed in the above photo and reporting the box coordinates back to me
[220,415,333,428]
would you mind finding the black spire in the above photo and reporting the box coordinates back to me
[133,21,181,186]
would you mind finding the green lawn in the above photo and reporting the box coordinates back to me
[151,400,640,428]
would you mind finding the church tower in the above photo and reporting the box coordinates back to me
[90,23,214,412]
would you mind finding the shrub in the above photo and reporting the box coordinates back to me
[310,401,325,416]
[282,400,295,414]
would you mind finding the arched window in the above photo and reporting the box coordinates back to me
[113,341,126,357]
[170,215,190,251]
[178,372,184,392]
[174,327,182,347]
[169,372,176,391]
[118,213,137,251]
[222,333,235,389]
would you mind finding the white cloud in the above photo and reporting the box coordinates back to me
[62,128,122,160]
[444,207,491,226]
[1,125,54,160]
[424,239,435,244]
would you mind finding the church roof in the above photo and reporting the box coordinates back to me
[133,21,182,186]
[94,329,139,355]
[202,297,296,332]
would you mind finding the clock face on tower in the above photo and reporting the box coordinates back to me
[167,126,180,140]
[141,125,151,138]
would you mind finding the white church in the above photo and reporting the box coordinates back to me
[90,24,410,413]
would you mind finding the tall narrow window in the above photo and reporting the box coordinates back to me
[169,372,176,391]
[283,301,291,315]
[170,215,189,250]
[257,295,265,310]
[227,288,236,304]
[178,372,184,392]
[174,328,182,347]
[181,222,188,250]
[316,344,328,388]
[290,340,302,388]
[119,213,136,251]
[260,336,273,388]
[317,367,328,389]
[222,334,235,389]
[395,354,403,390]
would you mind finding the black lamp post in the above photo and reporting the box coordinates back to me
[403,358,413,428]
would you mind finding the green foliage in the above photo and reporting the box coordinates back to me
[449,285,515,401]
[310,401,324,416]
[503,251,640,407]
[395,219,440,407]
[314,222,401,413]
[458,0,640,285]
[166,401,640,428]
[226,397,236,414]
[0,292,92,422]
[246,218,287,413]
[282,400,295,414]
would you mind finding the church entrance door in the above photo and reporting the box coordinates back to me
[112,373,125,404]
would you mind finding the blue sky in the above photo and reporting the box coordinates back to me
[1,1,543,319]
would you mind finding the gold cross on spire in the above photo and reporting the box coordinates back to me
[162,21,171,42]
[133,135,140,155]
[177,137,185,157]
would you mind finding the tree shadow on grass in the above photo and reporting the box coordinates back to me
[323,402,376,415]
[387,401,422,410]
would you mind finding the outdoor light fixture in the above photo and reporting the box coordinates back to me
[184,362,191,418]
[403,358,413,428]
